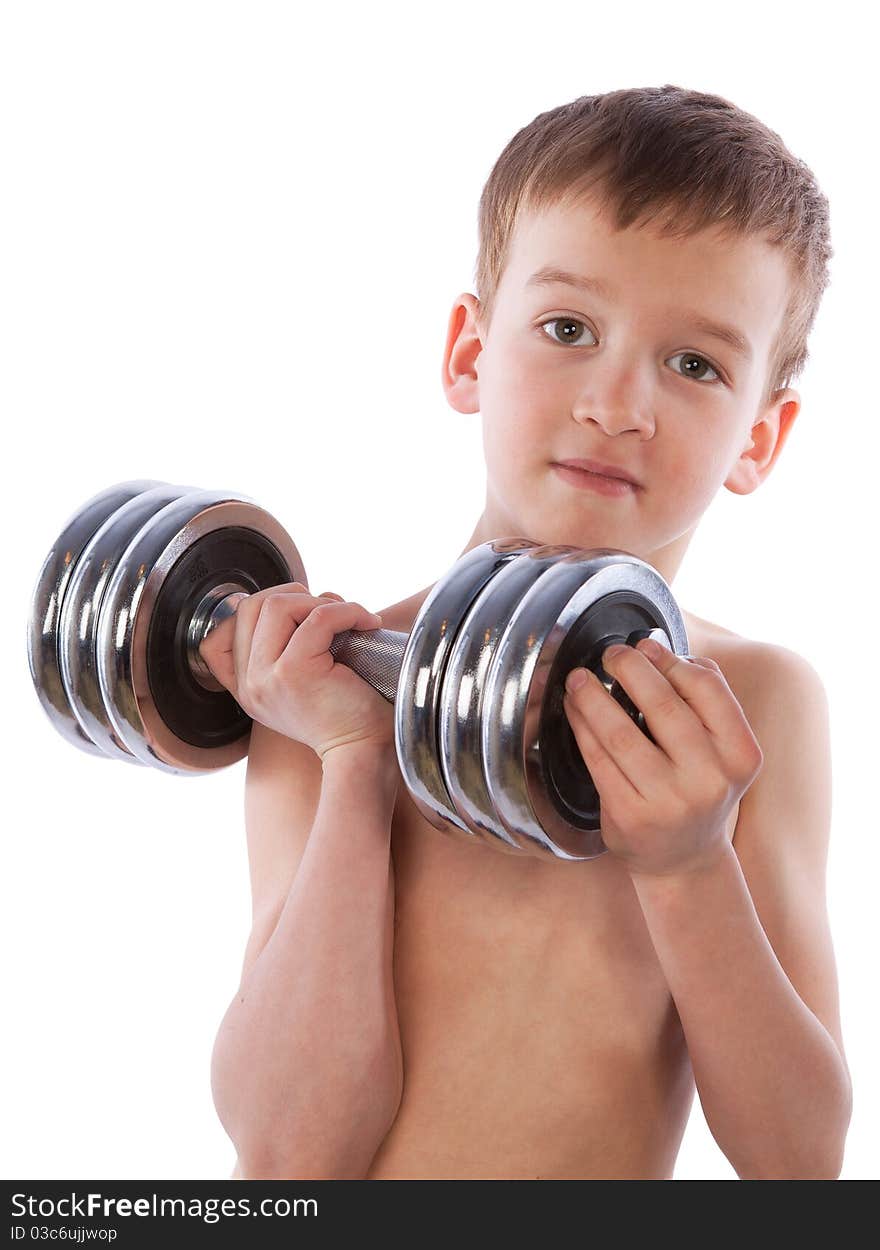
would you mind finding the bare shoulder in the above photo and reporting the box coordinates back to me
[682,610,827,715]
[683,615,831,848]
[688,614,833,859]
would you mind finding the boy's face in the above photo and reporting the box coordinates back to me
[442,194,800,579]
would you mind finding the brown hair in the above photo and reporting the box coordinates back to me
[474,85,832,407]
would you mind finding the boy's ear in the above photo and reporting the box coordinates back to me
[724,389,801,495]
[442,293,484,414]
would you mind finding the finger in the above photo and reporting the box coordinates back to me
[247,591,330,674]
[563,690,637,804]
[564,666,666,799]
[227,590,274,690]
[628,639,755,746]
[277,599,383,669]
[238,584,348,680]
[199,634,239,697]
[598,643,709,768]
[197,583,310,692]
[229,583,311,686]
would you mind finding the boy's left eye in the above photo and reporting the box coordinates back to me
[538,317,722,384]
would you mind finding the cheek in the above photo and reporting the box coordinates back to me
[479,345,564,459]
[481,412,536,486]
[659,441,732,517]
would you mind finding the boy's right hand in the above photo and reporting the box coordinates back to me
[198,583,396,762]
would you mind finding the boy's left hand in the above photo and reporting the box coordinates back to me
[563,637,764,878]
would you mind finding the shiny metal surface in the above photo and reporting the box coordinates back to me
[190,592,408,698]
[96,492,307,773]
[394,538,542,837]
[439,544,579,850]
[58,483,195,762]
[29,475,696,862]
[27,480,165,758]
[329,627,408,703]
[482,550,689,860]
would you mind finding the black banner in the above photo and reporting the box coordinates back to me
[1,1177,866,1246]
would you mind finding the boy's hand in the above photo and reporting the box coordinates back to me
[198,583,395,762]
[562,638,764,878]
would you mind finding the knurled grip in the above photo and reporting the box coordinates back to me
[328,627,408,703]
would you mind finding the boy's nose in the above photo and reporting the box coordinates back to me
[572,404,655,439]
[570,361,656,438]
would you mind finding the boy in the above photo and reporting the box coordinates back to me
[207,84,852,1179]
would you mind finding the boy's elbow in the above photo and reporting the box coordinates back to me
[737,1086,851,1180]
[739,1145,845,1181]
[237,1141,375,1181]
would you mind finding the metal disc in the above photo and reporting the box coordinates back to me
[482,550,689,861]
[58,483,197,762]
[438,545,581,851]
[96,490,308,773]
[394,538,541,838]
[27,480,167,758]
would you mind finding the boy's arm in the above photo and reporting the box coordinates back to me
[211,726,403,1180]
[628,643,851,1179]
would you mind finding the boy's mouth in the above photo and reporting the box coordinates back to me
[552,459,641,495]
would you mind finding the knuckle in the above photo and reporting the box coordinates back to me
[742,739,764,778]
[260,587,305,613]
[690,663,716,684]
[705,776,731,808]
[236,679,258,712]
[234,594,262,623]
[664,790,689,825]
[243,669,268,698]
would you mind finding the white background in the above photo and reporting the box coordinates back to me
[2,1,877,1181]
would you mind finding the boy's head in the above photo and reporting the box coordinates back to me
[442,84,832,579]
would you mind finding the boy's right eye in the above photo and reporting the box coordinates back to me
[539,317,596,347]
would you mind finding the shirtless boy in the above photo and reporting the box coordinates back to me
[206,84,852,1180]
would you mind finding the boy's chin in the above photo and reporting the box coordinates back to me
[517,518,634,555]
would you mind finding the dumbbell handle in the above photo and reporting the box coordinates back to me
[187,585,408,701]
[328,625,409,702]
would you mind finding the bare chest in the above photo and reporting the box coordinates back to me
[389,788,677,1018]
[366,599,743,1176]
[368,790,697,1178]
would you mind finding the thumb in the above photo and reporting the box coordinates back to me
[198,621,239,700]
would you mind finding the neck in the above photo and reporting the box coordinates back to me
[456,498,697,588]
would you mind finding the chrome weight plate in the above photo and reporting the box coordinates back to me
[482,550,689,860]
[96,490,308,773]
[394,538,542,838]
[27,480,167,758]
[58,483,196,763]
[438,545,581,851]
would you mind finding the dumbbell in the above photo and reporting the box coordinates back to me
[27,480,689,861]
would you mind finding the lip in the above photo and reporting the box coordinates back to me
[554,458,641,487]
[551,461,640,497]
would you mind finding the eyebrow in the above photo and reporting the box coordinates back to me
[524,265,753,362]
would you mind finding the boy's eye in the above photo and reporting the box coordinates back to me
[538,317,722,384]
[540,316,595,347]
[666,352,721,384]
